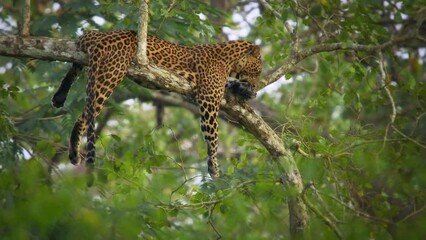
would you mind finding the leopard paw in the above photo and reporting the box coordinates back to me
[226,80,256,100]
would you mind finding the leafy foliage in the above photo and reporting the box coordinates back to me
[1,0,426,239]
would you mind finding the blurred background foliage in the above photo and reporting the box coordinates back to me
[1,0,426,239]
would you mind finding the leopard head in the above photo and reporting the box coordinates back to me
[230,45,262,89]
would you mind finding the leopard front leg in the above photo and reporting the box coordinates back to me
[198,97,221,178]
[196,74,227,179]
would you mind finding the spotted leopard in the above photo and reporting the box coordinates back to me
[52,30,262,180]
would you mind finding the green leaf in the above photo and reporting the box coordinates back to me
[227,165,235,175]
[285,73,292,80]
[110,134,121,142]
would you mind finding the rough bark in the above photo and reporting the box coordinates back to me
[0,35,309,236]
[136,0,149,66]
[19,0,31,36]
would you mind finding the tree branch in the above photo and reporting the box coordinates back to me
[257,32,418,90]
[301,183,342,240]
[378,51,396,124]
[258,0,296,42]
[19,0,31,36]
[136,0,149,66]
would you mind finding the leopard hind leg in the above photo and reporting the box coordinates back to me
[83,47,135,185]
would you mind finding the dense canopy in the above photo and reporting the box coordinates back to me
[0,0,425,239]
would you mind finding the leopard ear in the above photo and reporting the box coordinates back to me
[245,45,260,56]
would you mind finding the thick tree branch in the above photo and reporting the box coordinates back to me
[19,0,31,36]
[136,0,149,65]
[0,35,298,159]
[0,35,308,236]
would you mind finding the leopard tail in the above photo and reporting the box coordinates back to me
[52,63,86,165]
[52,63,84,108]
[84,48,100,185]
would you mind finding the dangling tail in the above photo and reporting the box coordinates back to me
[83,54,99,186]
[85,68,97,170]
[52,63,84,108]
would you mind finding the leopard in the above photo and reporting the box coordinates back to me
[52,30,262,180]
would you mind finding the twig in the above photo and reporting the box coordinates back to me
[258,0,293,33]
[169,175,200,204]
[411,112,426,135]
[208,203,222,240]
[322,190,393,225]
[156,180,258,210]
[297,60,319,74]
[292,140,310,157]
[378,51,396,124]
[310,180,339,223]
[392,125,426,149]
[401,204,426,222]
[378,51,396,152]
[257,0,297,44]
[378,52,426,149]
[165,126,188,180]
[258,0,281,19]
[136,0,149,66]
[381,123,391,153]
[301,182,343,240]
[333,138,404,157]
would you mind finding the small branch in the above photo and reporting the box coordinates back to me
[157,180,257,211]
[301,182,343,240]
[169,176,200,204]
[19,0,31,36]
[258,0,294,35]
[378,51,396,124]
[322,189,393,225]
[292,140,310,157]
[166,0,177,13]
[258,0,281,19]
[258,0,298,48]
[401,204,426,222]
[391,125,426,149]
[258,33,417,90]
[377,51,426,149]
[208,203,222,240]
[136,0,150,66]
